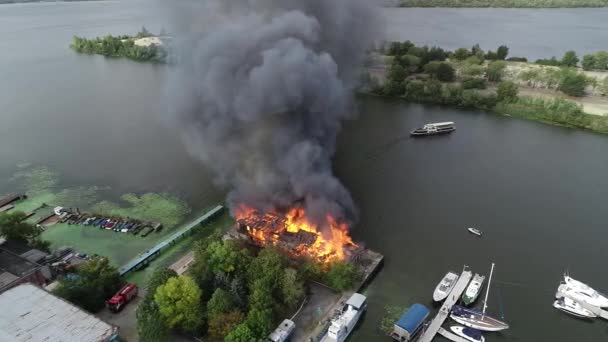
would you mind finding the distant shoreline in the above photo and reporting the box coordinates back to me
[0,0,106,5]
[397,0,608,8]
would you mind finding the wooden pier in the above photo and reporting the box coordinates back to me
[418,268,473,342]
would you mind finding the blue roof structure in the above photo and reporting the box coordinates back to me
[396,303,430,333]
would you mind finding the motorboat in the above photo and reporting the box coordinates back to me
[450,326,485,342]
[462,274,485,306]
[321,293,367,342]
[467,228,482,237]
[553,297,596,319]
[411,122,455,136]
[433,272,459,302]
[557,283,608,309]
[564,274,608,308]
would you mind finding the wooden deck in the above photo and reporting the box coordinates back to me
[418,268,473,342]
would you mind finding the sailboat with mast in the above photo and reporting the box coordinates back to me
[450,263,509,332]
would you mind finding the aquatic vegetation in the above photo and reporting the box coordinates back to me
[54,186,105,208]
[380,305,408,334]
[11,166,59,196]
[91,193,191,228]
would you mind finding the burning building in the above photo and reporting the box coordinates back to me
[234,205,363,264]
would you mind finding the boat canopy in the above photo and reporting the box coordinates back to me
[395,303,430,333]
[463,327,483,339]
[346,293,366,310]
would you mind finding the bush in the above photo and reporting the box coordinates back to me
[559,71,588,97]
[325,262,360,290]
[452,48,471,61]
[506,57,528,62]
[424,62,455,82]
[486,61,507,82]
[462,78,487,89]
[497,81,519,102]
[535,57,562,66]
[561,50,579,67]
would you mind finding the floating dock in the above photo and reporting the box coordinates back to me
[418,268,473,342]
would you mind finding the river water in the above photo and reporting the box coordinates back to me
[1,2,607,341]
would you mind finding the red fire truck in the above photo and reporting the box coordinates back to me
[107,283,138,312]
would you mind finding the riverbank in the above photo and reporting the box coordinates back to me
[398,0,608,7]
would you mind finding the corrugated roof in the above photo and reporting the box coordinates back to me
[0,284,118,342]
[346,293,366,310]
[396,303,430,333]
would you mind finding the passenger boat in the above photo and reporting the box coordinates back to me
[462,274,485,306]
[321,293,367,342]
[450,326,485,342]
[553,297,596,319]
[433,272,459,302]
[467,228,482,237]
[411,122,455,136]
[563,274,608,308]
[450,263,509,332]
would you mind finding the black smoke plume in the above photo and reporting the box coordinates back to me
[165,0,382,228]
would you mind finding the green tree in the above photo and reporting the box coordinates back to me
[487,61,507,82]
[0,211,42,242]
[561,50,579,67]
[225,323,255,342]
[281,268,305,308]
[325,262,359,291]
[154,276,203,332]
[497,45,509,60]
[136,268,178,342]
[471,44,485,60]
[245,307,273,338]
[436,63,456,82]
[388,63,407,82]
[559,70,588,97]
[462,78,487,90]
[206,240,251,275]
[54,257,122,312]
[497,81,519,102]
[146,268,177,299]
[452,48,470,61]
[208,310,245,341]
[207,288,235,321]
[247,247,285,288]
[582,54,596,70]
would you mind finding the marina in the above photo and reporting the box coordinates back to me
[418,268,472,342]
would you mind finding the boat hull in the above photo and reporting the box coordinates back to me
[553,301,596,319]
[450,306,509,332]
[411,128,455,137]
[450,326,485,342]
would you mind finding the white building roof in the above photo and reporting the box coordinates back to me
[0,284,118,342]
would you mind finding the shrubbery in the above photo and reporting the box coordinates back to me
[70,31,167,63]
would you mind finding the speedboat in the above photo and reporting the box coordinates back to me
[450,326,485,342]
[462,274,485,306]
[564,274,608,308]
[553,297,596,319]
[411,122,455,136]
[433,272,459,302]
[467,228,482,237]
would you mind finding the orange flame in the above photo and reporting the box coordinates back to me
[235,205,356,263]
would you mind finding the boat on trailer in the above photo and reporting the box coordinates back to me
[553,297,596,319]
[433,271,460,302]
[462,273,485,306]
[411,122,455,136]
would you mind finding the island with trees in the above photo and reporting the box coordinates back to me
[398,0,608,8]
[70,27,168,64]
[364,41,608,134]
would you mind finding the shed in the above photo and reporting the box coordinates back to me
[391,303,430,341]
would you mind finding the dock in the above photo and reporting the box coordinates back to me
[118,205,224,276]
[418,268,473,342]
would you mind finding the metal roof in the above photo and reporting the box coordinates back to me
[346,293,366,310]
[396,303,430,333]
[0,284,118,341]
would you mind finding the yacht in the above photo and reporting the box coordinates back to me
[321,293,367,342]
[553,297,596,319]
[411,122,455,136]
[462,274,485,306]
[557,283,608,309]
[450,326,485,342]
[563,274,608,308]
[433,272,459,302]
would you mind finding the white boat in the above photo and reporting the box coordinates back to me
[433,272,460,302]
[320,293,366,342]
[467,228,482,237]
[450,326,485,342]
[462,274,486,306]
[556,283,608,309]
[450,263,509,332]
[553,297,596,319]
[411,122,455,136]
[563,274,608,308]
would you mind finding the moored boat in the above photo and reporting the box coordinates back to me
[553,297,596,319]
[467,228,482,237]
[321,293,367,342]
[411,122,455,136]
[563,274,608,308]
[450,326,485,342]
[433,272,459,302]
[462,274,485,306]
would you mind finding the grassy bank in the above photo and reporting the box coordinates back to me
[399,0,608,8]
[70,28,167,63]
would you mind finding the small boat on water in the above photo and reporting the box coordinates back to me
[411,122,455,137]
[433,272,459,302]
[462,274,485,306]
[450,263,509,332]
[553,297,596,319]
[467,228,482,237]
[450,326,485,342]
[321,293,367,342]
[563,274,608,308]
